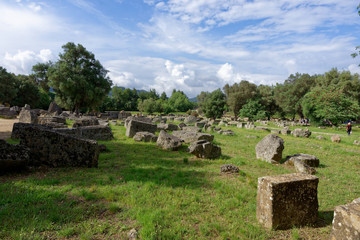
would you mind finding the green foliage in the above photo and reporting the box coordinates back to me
[223,80,258,119]
[302,87,360,125]
[257,84,280,117]
[0,67,17,105]
[200,89,226,119]
[32,61,52,92]
[34,88,52,109]
[274,73,316,118]
[112,87,139,111]
[138,98,162,114]
[240,99,268,121]
[11,75,40,107]
[48,42,112,113]
[168,90,193,112]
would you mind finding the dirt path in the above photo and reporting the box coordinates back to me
[0,118,18,140]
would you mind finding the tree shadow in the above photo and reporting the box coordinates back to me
[0,183,108,239]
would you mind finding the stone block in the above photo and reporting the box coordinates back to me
[256,173,319,229]
[330,198,360,240]
[11,123,98,168]
[126,119,157,138]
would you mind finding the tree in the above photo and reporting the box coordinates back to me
[48,42,112,114]
[274,73,315,119]
[0,67,17,105]
[32,61,52,92]
[240,99,268,121]
[314,68,360,104]
[168,90,193,112]
[196,91,210,108]
[223,80,258,119]
[11,75,40,107]
[302,87,360,125]
[160,92,168,101]
[201,89,226,119]
[138,98,162,114]
[257,84,280,118]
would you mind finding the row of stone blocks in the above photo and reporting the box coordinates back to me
[257,173,359,239]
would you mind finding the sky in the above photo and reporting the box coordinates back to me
[1,0,360,98]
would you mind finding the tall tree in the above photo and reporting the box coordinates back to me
[201,89,226,119]
[0,67,17,105]
[223,80,258,119]
[274,73,315,119]
[240,99,267,121]
[11,75,40,107]
[168,90,193,112]
[32,61,52,92]
[48,42,112,114]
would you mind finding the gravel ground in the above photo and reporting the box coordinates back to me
[0,118,18,140]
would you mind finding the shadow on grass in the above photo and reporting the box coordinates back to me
[0,183,103,239]
[316,210,334,227]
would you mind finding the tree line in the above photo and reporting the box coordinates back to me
[1,41,360,125]
[198,69,360,125]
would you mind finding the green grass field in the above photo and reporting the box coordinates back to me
[1,122,360,239]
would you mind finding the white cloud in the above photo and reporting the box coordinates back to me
[348,64,360,74]
[1,49,53,74]
[28,2,42,12]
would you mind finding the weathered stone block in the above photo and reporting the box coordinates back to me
[330,198,360,240]
[293,128,311,138]
[188,140,221,159]
[255,134,284,164]
[285,154,320,167]
[11,123,98,168]
[172,131,214,143]
[126,120,157,138]
[256,173,319,229]
[156,130,182,151]
[19,109,38,124]
[133,131,158,142]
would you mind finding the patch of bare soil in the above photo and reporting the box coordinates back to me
[0,118,18,139]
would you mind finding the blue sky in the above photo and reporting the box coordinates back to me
[1,0,360,97]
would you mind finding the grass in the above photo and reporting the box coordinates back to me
[1,122,360,239]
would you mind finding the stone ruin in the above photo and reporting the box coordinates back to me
[10,123,99,168]
[188,140,221,159]
[330,198,360,239]
[126,119,157,138]
[156,130,183,151]
[257,173,319,229]
[255,134,284,164]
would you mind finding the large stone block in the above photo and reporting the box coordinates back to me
[126,119,157,138]
[172,131,214,143]
[255,134,284,164]
[188,140,221,159]
[256,173,319,229]
[19,109,38,124]
[11,123,98,168]
[156,130,182,151]
[330,198,360,240]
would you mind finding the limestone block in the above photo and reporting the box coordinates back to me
[256,173,319,229]
[330,198,360,240]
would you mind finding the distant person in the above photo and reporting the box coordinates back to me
[346,122,352,136]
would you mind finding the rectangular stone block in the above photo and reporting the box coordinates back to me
[330,198,360,240]
[256,173,319,230]
[125,119,157,138]
[11,123,98,168]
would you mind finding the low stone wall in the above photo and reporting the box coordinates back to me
[11,123,98,167]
